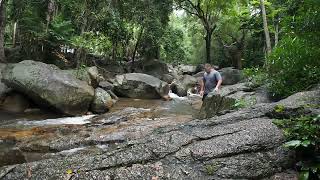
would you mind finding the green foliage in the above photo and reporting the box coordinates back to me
[273,115,320,179]
[160,25,186,64]
[266,0,320,98]
[243,67,267,88]
[119,0,173,59]
[267,36,320,98]
[48,15,74,47]
[1,0,318,76]
[273,115,320,150]
[75,64,88,79]
[181,15,206,64]
[71,32,112,56]
[233,97,257,109]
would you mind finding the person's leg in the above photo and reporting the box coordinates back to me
[202,94,208,101]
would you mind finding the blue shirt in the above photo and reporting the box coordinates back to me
[203,69,222,94]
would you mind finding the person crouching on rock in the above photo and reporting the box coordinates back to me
[200,63,223,101]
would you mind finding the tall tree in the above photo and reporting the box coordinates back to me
[118,0,172,60]
[260,0,271,55]
[0,0,5,62]
[217,30,246,69]
[175,0,234,63]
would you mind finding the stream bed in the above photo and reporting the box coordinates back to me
[0,96,202,167]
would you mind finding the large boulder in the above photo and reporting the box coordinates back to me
[62,66,103,88]
[219,67,243,85]
[0,64,11,100]
[199,91,236,119]
[99,81,114,91]
[90,88,114,114]
[90,56,125,75]
[167,64,180,79]
[177,64,197,75]
[129,59,169,79]
[62,69,91,85]
[2,60,94,115]
[113,73,170,99]
[161,74,175,84]
[141,59,169,79]
[195,64,205,73]
[193,71,205,82]
[171,75,198,96]
[199,83,271,119]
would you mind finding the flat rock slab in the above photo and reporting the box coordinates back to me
[1,89,319,179]
[0,113,292,179]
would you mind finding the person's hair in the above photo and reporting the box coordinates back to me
[204,63,211,68]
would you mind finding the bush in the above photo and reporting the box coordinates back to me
[243,67,267,88]
[273,115,320,179]
[266,0,320,99]
[267,36,320,98]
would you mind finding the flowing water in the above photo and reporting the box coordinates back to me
[0,95,202,167]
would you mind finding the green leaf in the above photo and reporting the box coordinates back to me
[284,140,301,148]
[301,140,311,147]
[66,169,73,174]
[298,171,309,180]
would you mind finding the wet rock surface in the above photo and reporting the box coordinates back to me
[0,97,199,168]
[0,88,318,179]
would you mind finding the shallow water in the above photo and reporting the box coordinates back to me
[18,115,96,126]
[0,96,202,167]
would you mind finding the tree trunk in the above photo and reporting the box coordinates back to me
[274,18,279,46]
[234,50,242,70]
[0,0,5,63]
[205,30,212,64]
[46,0,55,33]
[76,11,88,68]
[131,25,144,72]
[260,0,272,55]
[112,40,117,61]
[12,21,17,47]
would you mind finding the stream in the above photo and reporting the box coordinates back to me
[0,95,202,167]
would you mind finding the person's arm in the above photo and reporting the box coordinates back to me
[200,78,205,96]
[214,72,223,92]
[214,80,222,91]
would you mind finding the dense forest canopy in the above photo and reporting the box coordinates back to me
[0,0,319,97]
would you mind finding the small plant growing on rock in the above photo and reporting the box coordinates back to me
[233,97,256,109]
[274,105,285,113]
[204,164,218,175]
